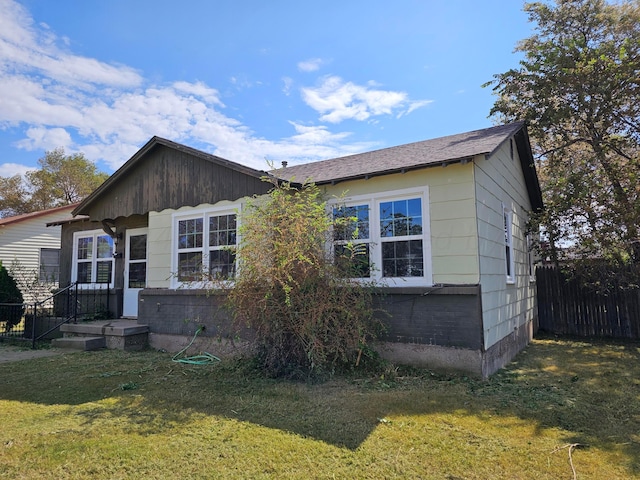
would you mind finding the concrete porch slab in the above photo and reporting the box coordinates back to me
[52,336,106,351]
[60,320,149,337]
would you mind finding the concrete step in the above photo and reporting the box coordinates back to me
[58,320,149,351]
[60,320,149,337]
[51,336,106,351]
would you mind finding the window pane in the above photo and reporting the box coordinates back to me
[335,243,370,278]
[380,220,394,238]
[333,205,369,241]
[409,216,423,235]
[178,252,202,281]
[355,205,369,239]
[408,198,422,217]
[209,250,236,279]
[393,200,408,217]
[178,218,203,249]
[394,217,409,236]
[97,235,114,258]
[129,234,147,260]
[77,237,93,260]
[96,261,112,283]
[380,198,422,238]
[209,214,237,247]
[77,263,92,283]
[382,240,424,278]
[380,201,393,220]
[128,263,146,288]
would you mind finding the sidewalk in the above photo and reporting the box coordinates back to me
[0,344,73,364]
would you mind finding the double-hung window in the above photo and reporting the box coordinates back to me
[331,188,432,286]
[380,198,424,278]
[39,248,60,284]
[72,230,115,286]
[174,207,238,285]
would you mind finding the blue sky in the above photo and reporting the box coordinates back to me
[0,0,532,177]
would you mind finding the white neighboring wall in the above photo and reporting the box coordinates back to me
[0,206,76,303]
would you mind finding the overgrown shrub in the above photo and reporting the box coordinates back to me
[0,262,24,331]
[225,179,384,380]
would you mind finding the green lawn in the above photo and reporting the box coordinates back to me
[1,335,639,479]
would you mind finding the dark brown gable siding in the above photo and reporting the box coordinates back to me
[83,145,272,220]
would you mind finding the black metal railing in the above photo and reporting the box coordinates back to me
[0,283,114,348]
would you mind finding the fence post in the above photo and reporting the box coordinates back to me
[31,302,37,349]
[74,283,78,323]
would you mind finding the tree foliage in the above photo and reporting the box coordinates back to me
[0,262,24,331]
[485,0,640,267]
[226,178,384,380]
[0,148,108,217]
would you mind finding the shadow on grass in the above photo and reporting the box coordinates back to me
[0,335,639,470]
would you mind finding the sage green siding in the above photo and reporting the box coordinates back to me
[474,140,536,350]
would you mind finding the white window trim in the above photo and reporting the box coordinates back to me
[329,186,433,287]
[71,229,115,288]
[503,204,515,284]
[171,204,241,289]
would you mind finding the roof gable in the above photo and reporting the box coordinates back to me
[73,137,272,220]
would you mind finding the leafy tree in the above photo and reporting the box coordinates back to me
[225,178,384,379]
[485,0,640,267]
[0,148,108,217]
[0,175,30,217]
[27,148,109,210]
[0,262,24,331]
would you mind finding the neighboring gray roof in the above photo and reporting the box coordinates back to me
[276,121,527,185]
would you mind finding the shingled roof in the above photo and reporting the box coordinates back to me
[276,121,527,185]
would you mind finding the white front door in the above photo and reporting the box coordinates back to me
[123,228,148,318]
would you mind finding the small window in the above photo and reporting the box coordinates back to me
[39,248,60,283]
[73,231,114,286]
[503,206,515,284]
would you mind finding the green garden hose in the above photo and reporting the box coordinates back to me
[172,326,221,365]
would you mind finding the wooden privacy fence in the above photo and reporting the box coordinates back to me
[536,265,640,339]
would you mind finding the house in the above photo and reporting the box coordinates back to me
[0,205,76,303]
[54,121,543,377]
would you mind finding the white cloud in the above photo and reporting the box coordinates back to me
[0,0,394,173]
[0,162,36,177]
[402,99,434,117]
[15,126,73,151]
[301,76,430,124]
[0,1,141,89]
[297,58,325,72]
[282,76,294,96]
